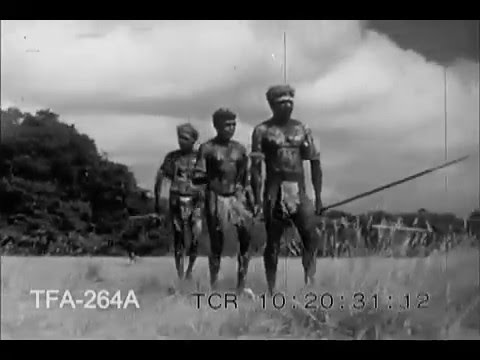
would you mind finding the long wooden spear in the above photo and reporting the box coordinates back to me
[321,155,470,212]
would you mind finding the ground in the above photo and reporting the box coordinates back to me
[1,247,480,340]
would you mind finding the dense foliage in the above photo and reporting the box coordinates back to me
[0,107,169,255]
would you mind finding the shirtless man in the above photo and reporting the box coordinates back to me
[154,123,203,280]
[193,108,254,293]
[412,208,433,247]
[250,84,323,295]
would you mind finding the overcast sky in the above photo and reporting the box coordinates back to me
[2,20,479,216]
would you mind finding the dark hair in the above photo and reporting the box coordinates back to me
[176,123,199,141]
[266,84,295,104]
[212,108,236,128]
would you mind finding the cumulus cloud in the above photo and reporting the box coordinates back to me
[1,20,478,216]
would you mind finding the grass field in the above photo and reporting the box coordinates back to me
[2,247,480,340]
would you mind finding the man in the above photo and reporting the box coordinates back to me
[467,208,480,244]
[250,84,323,295]
[192,108,253,293]
[336,216,356,257]
[412,208,433,247]
[445,224,455,250]
[316,217,336,258]
[154,123,203,280]
[358,214,373,251]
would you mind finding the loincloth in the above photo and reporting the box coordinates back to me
[271,181,302,221]
[169,193,202,233]
[209,191,253,231]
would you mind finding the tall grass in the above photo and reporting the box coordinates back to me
[1,247,479,339]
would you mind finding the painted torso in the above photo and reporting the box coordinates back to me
[252,118,320,199]
[160,149,199,196]
[196,138,248,195]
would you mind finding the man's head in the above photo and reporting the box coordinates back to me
[212,108,237,141]
[418,208,426,215]
[177,123,199,152]
[266,84,295,121]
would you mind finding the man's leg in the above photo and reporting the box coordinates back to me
[263,206,286,296]
[173,226,185,280]
[169,198,186,279]
[291,198,320,286]
[185,209,202,280]
[185,229,198,280]
[205,195,224,290]
[236,221,252,293]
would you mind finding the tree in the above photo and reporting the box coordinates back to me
[0,107,157,254]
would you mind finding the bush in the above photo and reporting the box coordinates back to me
[0,107,159,255]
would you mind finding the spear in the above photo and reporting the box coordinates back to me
[321,155,470,212]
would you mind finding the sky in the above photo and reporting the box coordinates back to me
[1,20,479,216]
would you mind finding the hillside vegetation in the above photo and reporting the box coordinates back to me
[0,107,170,256]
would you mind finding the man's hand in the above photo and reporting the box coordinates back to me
[253,204,263,218]
[315,197,323,216]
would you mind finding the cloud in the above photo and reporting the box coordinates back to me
[1,20,478,216]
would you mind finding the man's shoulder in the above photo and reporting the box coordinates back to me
[230,139,247,152]
[253,119,274,133]
[289,118,304,126]
[288,118,308,129]
[289,119,314,136]
[164,149,182,160]
[199,138,216,150]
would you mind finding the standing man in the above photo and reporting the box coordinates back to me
[412,208,433,247]
[250,84,323,295]
[154,123,203,281]
[193,108,253,293]
[467,208,480,243]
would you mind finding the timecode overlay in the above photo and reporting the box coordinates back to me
[191,290,431,312]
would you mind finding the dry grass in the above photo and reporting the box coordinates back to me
[1,248,480,340]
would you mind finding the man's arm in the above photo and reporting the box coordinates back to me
[311,160,322,204]
[154,167,164,213]
[237,146,249,189]
[250,126,265,207]
[154,153,174,212]
[237,145,256,211]
[192,143,209,185]
[301,124,323,212]
[425,220,433,232]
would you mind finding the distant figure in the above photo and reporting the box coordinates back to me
[354,215,360,230]
[396,216,404,228]
[412,208,431,231]
[360,214,376,251]
[250,84,323,295]
[154,123,203,280]
[336,216,355,257]
[467,208,480,242]
[192,108,254,293]
[412,208,433,247]
[446,224,455,249]
[377,217,390,251]
[316,218,335,258]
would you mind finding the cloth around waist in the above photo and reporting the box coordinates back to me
[264,170,305,183]
[169,190,201,199]
[206,182,238,197]
[206,189,237,197]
